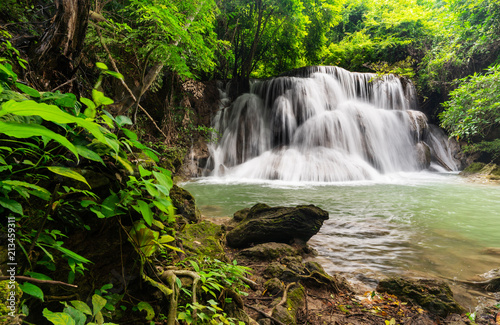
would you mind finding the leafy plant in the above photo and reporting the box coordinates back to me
[439,64,500,149]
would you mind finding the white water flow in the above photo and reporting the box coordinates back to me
[207,66,459,181]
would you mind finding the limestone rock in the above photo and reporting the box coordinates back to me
[416,142,431,169]
[226,203,329,248]
[376,277,465,317]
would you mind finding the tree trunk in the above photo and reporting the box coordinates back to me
[32,0,90,92]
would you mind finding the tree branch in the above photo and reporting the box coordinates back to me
[0,276,78,288]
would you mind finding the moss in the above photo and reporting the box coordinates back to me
[170,185,201,223]
[177,221,226,260]
[0,280,22,319]
[462,162,486,174]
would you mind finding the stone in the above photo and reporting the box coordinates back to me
[263,262,287,279]
[416,142,431,169]
[271,284,306,325]
[376,277,465,317]
[238,242,299,260]
[264,278,284,296]
[177,221,225,260]
[226,203,329,248]
[169,185,201,223]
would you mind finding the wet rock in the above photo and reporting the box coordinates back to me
[407,110,428,141]
[226,203,329,248]
[238,242,299,260]
[376,277,465,317]
[416,141,431,169]
[169,185,201,223]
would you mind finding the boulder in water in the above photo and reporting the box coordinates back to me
[226,203,328,248]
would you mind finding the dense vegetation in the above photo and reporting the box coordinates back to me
[0,0,499,323]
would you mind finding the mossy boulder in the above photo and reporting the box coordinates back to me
[271,283,306,325]
[226,204,329,248]
[460,163,500,181]
[376,277,465,317]
[177,221,225,260]
[170,185,201,223]
[238,242,299,260]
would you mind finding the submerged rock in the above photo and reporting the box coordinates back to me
[376,277,465,318]
[226,203,329,248]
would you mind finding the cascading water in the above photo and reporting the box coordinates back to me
[206,66,459,181]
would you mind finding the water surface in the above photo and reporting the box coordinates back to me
[182,172,500,285]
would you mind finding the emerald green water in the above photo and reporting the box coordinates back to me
[182,172,500,284]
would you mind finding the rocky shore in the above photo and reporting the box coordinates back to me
[176,200,500,325]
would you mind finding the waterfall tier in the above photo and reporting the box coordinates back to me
[206,66,459,182]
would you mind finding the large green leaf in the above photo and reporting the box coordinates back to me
[70,300,92,315]
[43,308,75,325]
[55,246,92,264]
[128,221,159,257]
[0,197,23,214]
[75,145,104,164]
[152,171,173,191]
[135,200,153,226]
[92,294,107,316]
[0,100,118,152]
[1,180,51,201]
[47,167,90,188]
[63,306,86,325]
[0,121,79,158]
[15,82,40,98]
[20,282,44,301]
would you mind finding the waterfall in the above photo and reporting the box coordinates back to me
[205,66,459,181]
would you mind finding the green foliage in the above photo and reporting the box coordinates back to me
[323,0,437,74]
[440,64,500,142]
[177,258,251,325]
[43,285,120,325]
[89,0,220,81]
[0,59,178,323]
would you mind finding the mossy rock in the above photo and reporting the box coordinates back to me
[238,242,299,260]
[461,162,487,175]
[264,278,284,296]
[263,262,287,279]
[377,277,465,317]
[177,221,226,260]
[271,283,306,325]
[226,204,329,248]
[170,185,201,223]
[0,280,22,320]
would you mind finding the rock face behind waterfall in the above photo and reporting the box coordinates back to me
[206,66,461,181]
[226,203,329,248]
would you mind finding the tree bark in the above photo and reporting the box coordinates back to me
[32,0,90,92]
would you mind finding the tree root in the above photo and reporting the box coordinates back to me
[159,269,200,325]
[244,303,287,325]
[277,282,296,307]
